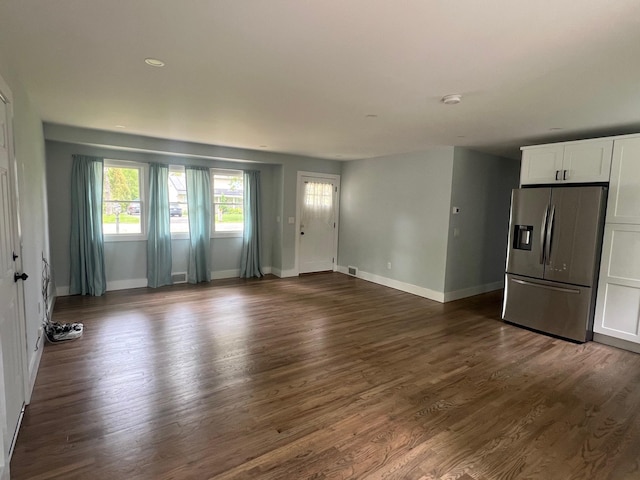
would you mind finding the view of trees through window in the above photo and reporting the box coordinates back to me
[101,163,244,238]
[103,164,142,235]
[212,171,243,233]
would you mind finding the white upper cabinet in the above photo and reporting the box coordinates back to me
[520,139,613,185]
[606,137,640,224]
[520,146,564,185]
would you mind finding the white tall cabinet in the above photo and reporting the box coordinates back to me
[593,137,640,351]
[520,134,640,352]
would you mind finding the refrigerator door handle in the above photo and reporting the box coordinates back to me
[545,205,555,265]
[540,205,549,264]
[511,278,580,294]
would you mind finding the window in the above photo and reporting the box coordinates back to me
[103,160,145,238]
[211,169,244,236]
[168,167,188,234]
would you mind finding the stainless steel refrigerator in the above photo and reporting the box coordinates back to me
[502,186,607,342]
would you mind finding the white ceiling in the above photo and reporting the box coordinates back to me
[1,0,640,160]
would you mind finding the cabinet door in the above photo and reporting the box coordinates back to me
[520,146,564,185]
[562,140,613,183]
[607,137,640,224]
[593,224,640,344]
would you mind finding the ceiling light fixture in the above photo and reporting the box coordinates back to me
[259,145,268,148]
[441,94,462,105]
[144,58,165,67]
[549,127,563,131]
[115,125,126,129]
[365,114,378,118]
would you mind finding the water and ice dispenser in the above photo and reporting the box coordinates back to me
[513,225,533,250]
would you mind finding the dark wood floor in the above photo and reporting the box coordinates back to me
[10,273,640,479]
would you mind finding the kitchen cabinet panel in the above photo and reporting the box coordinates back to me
[594,224,640,344]
[607,137,640,224]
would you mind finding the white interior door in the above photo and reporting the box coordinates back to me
[298,174,338,274]
[0,96,25,459]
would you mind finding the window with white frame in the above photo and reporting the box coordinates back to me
[211,169,244,235]
[103,160,145,238]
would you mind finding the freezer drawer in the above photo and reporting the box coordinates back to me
[502,274,595,342]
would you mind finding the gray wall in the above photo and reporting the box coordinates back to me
[0,57,50,379]
[338,148,455,293]
[46,140,278,290]
[44,124,343,273]
[444,148,521,293]
[44,126,342,291]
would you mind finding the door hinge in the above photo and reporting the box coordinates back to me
[332,257,334,263]
[335,186,338,193]
[333,222,336,228]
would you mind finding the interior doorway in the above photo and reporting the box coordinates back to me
[296,172,340,274]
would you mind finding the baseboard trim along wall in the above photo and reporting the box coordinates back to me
[337,266,504,303]
[27,330,44,403]
[593,333,640,354]
[337,265,445,302]
[442,281,505,302]
[56,267,275,296]
[271,268,298,278]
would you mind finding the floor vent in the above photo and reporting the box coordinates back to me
[171,272,187,284]
[347,266,358,276]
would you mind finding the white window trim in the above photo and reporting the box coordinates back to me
[211,168,244,239]
[103,159,148,242]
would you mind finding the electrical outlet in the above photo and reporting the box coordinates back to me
[387,262,392,270]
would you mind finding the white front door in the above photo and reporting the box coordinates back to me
[297,174,339,274]
[0,95,25,459]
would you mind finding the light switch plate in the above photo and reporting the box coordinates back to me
[288,217,295,224]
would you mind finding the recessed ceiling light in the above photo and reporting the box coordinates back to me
[144,58,165,67]
[456,135,466,138]
[259,145,268,148]
[549,127,563,131]
[441,94,462,105]
[365,114,378,118]
[335,154,343,158]
[115,125,126,129]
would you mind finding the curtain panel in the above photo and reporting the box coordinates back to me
[240,170,263,278]
[69,154,107,296]
[186,166,211,283]
[147,163,172,287]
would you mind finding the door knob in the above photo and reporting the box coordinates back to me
[14,272,28,282]
[300,232,305,235]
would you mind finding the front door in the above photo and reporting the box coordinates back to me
[0,95,25,459]
[298,174,339,274]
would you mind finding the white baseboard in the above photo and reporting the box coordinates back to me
[26,330,44,404]
[107,278,148,291]
[338,266,504,303]
[337,265,445,302]
[210,269,240,279]
[57,267,276,296]
[443,280,504,302]
[271,268,298,278]
[57,278,147,296]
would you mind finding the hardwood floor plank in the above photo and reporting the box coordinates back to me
[10,273,640,479]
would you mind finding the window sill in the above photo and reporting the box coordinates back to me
[104,234,146,242]
[212,231,243,239]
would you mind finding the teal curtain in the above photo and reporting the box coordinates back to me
[147,163,172,287]
[70,154,106,296]
[186,166,211,283]
[240,170,263,278]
